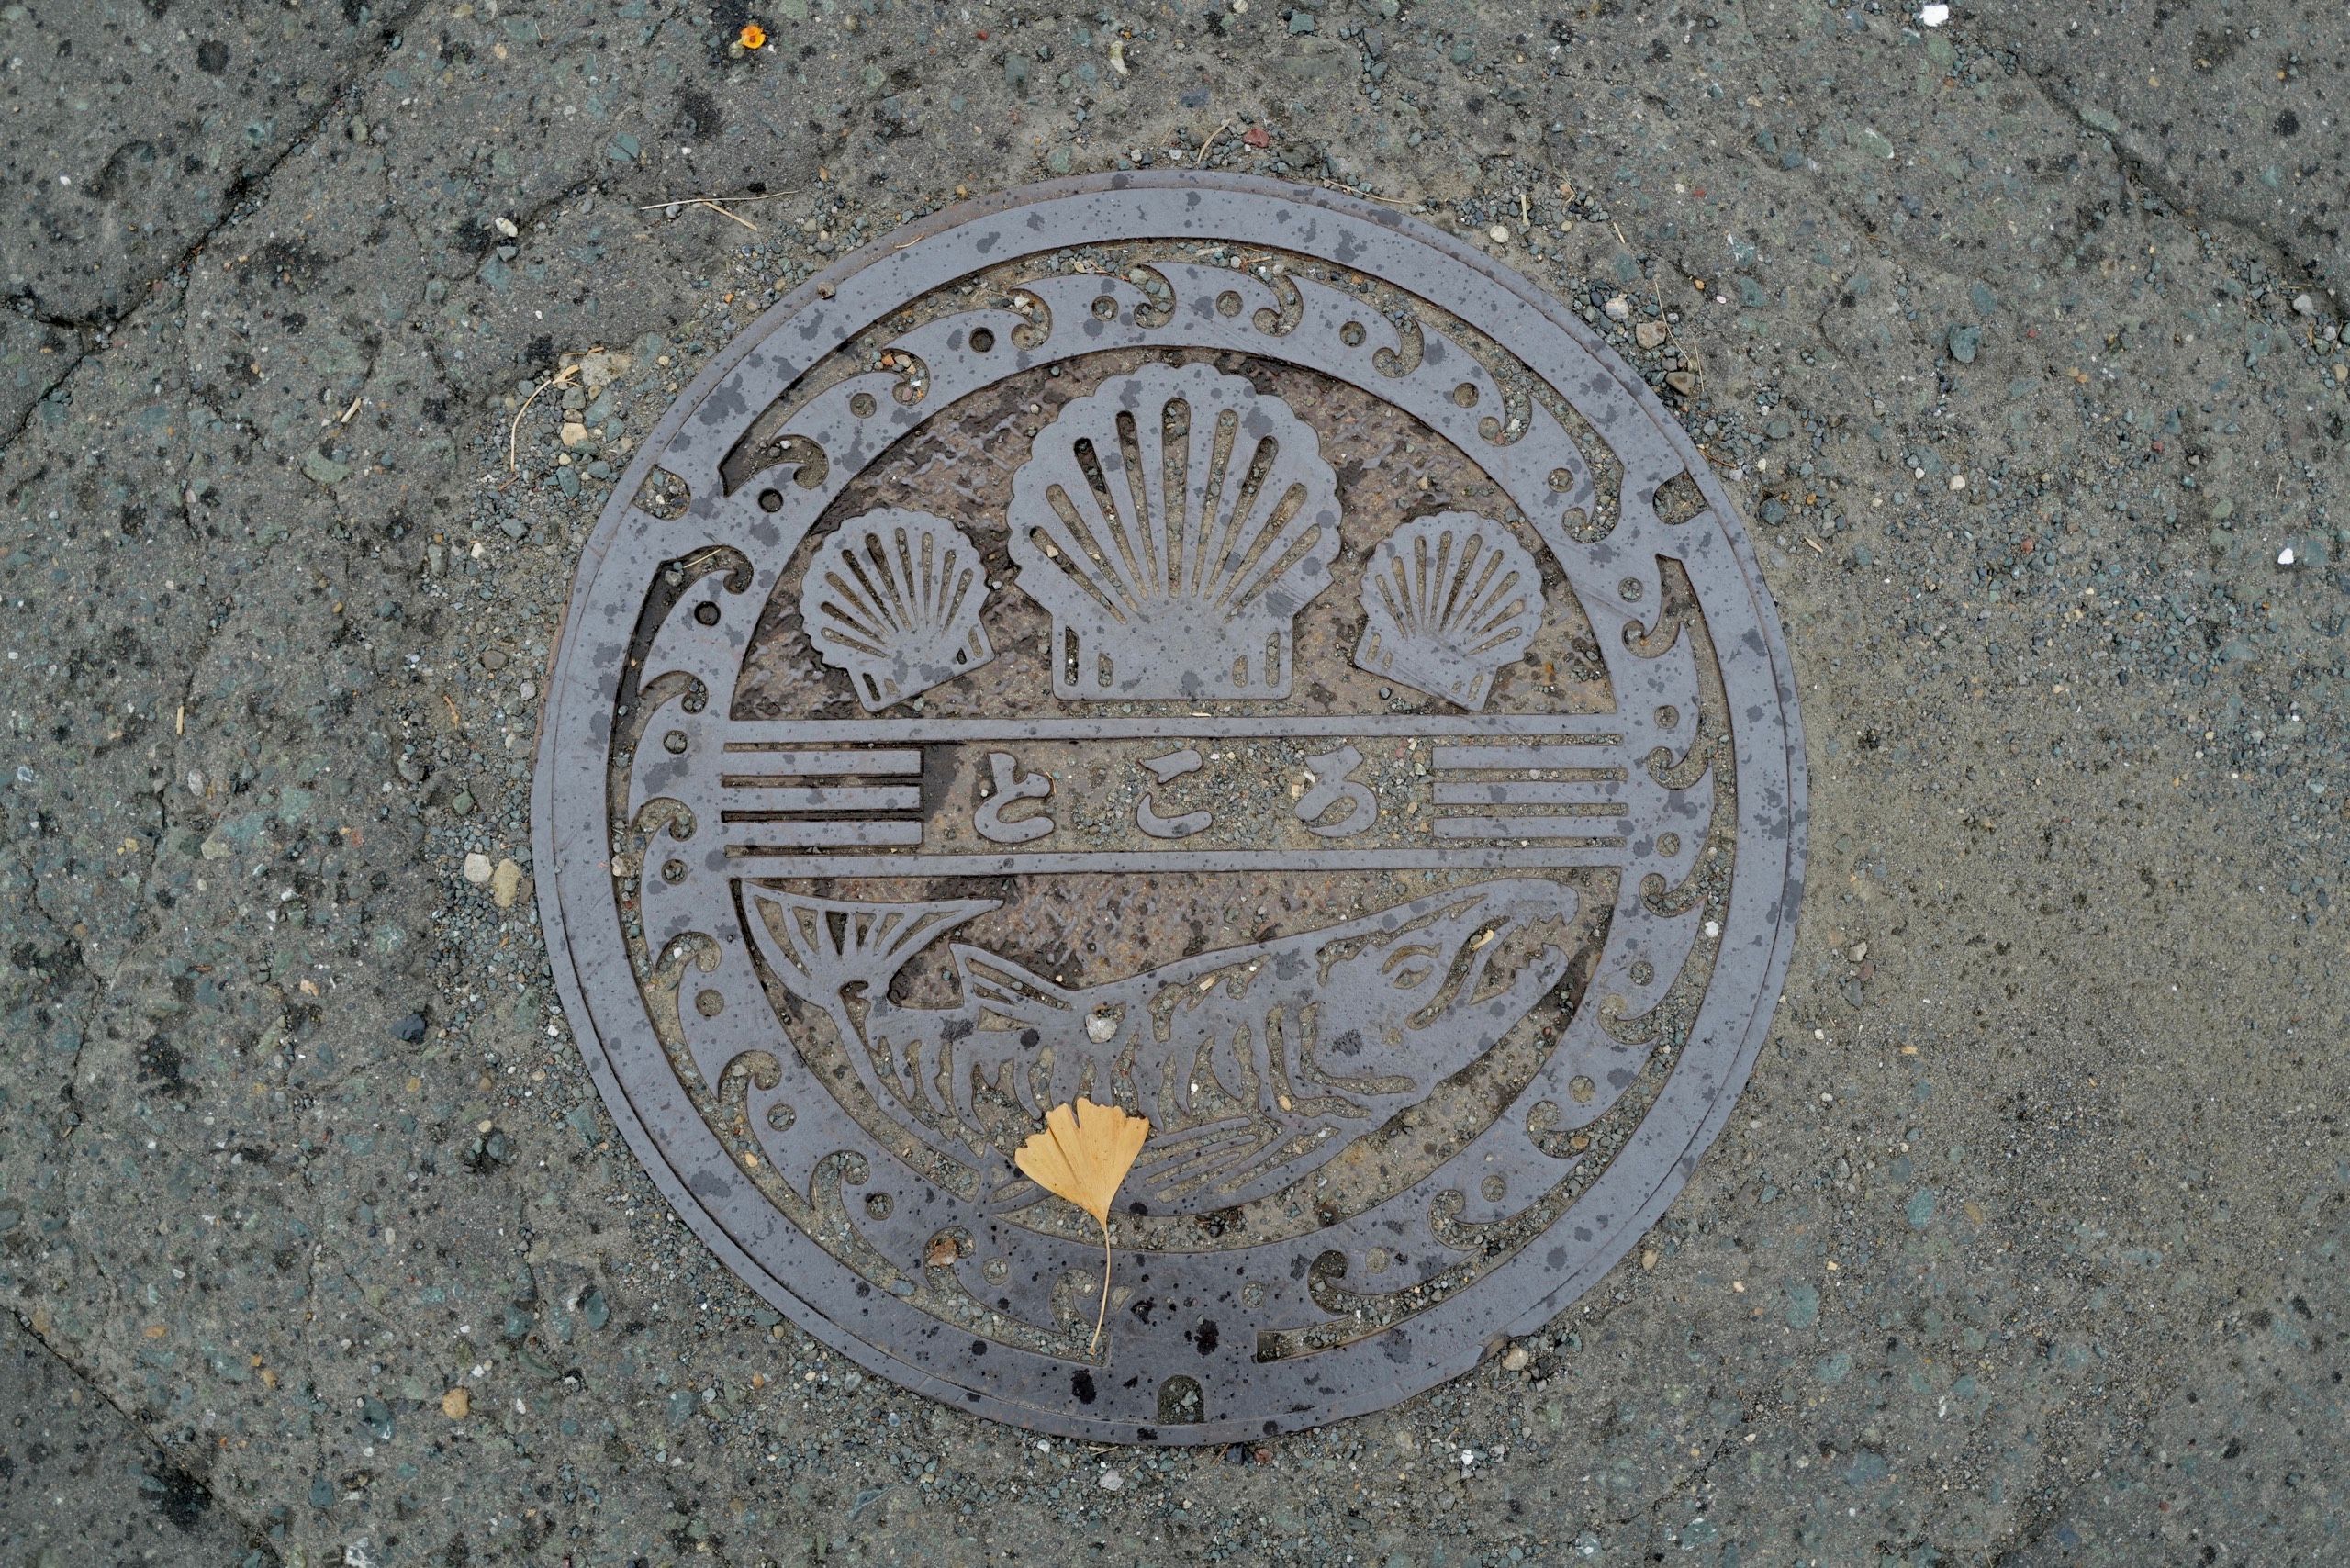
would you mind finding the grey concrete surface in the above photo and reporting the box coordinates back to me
[0,0,431,431]
[3,1309,272,1565]
[0,1,2343,1564]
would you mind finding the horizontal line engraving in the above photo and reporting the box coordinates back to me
[719,821,925,848]
[1430,745,1630,770]
[720,846,1627,874]
[713,749,923,774]
[724,716,1622,745]
[718,785,923,812]
[1430,816,1628,840]
[1430,780,1622,806]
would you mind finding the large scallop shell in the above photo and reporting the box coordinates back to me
[1007,363,1342,700]
[799,509,995,711]
[1353,511,1545,711]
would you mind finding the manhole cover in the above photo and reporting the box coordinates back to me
[535,174,1806,1443]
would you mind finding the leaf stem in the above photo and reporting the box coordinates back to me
[1092,1220,1112,1354]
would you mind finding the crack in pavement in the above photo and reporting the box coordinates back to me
[2011,55,2329,300]
[0,0,430,465]
[3,1,2339,1556]
[7,847,98,1148]
[6,1306,280,1560]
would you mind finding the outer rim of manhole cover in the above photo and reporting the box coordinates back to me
[533,174,1807,1444]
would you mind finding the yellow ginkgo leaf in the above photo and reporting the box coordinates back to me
[1014,1098,1148,1226]
[1014,1097,1149,1352]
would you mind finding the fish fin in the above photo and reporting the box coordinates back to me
[1132,1118,1265,1192]
[1151,1132,1315,1204]
[950,945,1080,1031]
[743,890,998,1006]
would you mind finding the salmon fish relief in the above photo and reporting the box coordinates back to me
[741,879,1579,1213]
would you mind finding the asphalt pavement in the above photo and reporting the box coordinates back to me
[2,1,2344,1563]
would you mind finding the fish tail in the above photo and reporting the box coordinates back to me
[741,889,999,1007]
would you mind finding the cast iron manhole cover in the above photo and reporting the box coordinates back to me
[535,174,1806,1443]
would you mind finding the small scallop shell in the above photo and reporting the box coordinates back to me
[1008,363,1341,700]
[1353,512,1545,711]
[800,510,994,711]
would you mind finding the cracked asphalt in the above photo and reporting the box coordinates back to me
[2,1,2344,1564]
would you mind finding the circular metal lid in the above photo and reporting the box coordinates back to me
[533,174,1807,1443]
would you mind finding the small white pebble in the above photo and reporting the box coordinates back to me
[1919,3,1950,25]
[1099,1469,1124,1492]
[2277,546,2297,566]
[1487,223,1511,244]
[463,852,494,886]
[1948,474,1966,491]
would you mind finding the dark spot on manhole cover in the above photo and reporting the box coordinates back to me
[536,174,1806,1443]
